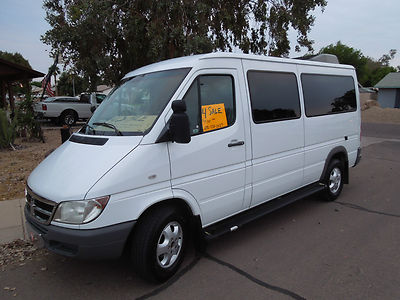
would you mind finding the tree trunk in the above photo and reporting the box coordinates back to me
[0,81,6,109]
[7,82,15,116]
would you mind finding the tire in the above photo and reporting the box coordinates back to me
[131,206,187,283]
[322,159,344,201]
[60,110,77,126]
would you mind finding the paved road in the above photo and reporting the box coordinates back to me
[1,123,400,299]
[362,122,400,139]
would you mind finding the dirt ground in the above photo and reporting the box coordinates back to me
[1,100,400,201]
[361,106,400,124]
[0,128,62,201]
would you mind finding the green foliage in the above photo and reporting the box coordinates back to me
[0,51,32,69]
[0,109,16,149]
[42,0,327,88]
[320,41,368,82]
[320,42,398,86]
[57,72,88,96]
[379,49,396,66]
[14,93,43,141]
[31,81,42,88]
[364,65,397,87]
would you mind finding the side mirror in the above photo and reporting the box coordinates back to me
[170,100,191,143]
[157,100,191,144]
[90,106,96,113]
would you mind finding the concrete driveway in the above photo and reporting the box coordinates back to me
[1,122,399,300]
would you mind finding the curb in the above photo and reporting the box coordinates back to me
[0,198,28,245]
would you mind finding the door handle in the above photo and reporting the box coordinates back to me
[228,140,245,147]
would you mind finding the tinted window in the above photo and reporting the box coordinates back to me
[96,94,106,104]
[183,75,235,135]
[247,71,301,123]
[54,98,78,103]
[301,74,357,117]
[80,94,90,103]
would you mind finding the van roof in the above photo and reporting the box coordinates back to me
[123,52,354,79]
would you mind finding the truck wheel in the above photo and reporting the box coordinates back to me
[131,206,187,283]
[322,159,344,201]
[60,110,77,126]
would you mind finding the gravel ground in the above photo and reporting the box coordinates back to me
[0,240,42,270]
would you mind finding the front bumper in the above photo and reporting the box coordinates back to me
[25,205,135,259]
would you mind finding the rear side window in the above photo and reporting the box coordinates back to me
[183,75,235,135]
[96,94,106,104]
[247,71,301,123]
[301,74,357,117]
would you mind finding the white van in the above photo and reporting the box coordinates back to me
[25,53,361,282]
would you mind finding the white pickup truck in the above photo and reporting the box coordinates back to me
[34,93,106,125]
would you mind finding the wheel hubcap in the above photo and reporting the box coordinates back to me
[65,115,74,125]
[156,221,183,268]
[329,167,342,194]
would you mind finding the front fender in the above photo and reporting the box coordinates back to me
[172,188,202,222]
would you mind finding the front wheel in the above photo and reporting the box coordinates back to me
[131,206,187,283]
[322,159,344,201]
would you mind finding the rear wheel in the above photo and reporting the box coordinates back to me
[131,206,187,283]
[322,159,344,201]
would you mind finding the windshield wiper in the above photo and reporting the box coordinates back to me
[82,123,96,135]
[93,122,123,136]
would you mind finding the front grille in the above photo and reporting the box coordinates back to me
[26,187,57,225]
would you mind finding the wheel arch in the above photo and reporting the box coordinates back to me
[124,193,203,254]
[137,198,198,222]
[319,146,349,184]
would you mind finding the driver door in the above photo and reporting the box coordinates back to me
[168,68,246,226]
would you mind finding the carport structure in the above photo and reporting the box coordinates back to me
[0,58,44,112]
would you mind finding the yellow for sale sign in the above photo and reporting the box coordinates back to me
[201,103,228,132]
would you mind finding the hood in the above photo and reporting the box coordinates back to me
[27,134,142,202]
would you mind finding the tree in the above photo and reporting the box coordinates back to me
[320,41,368,82]
[57,72,88,96]
[0,51,32,69]
[42,0,327,88]
[379,49,396,66]
[320,42,398,86]
[31,81,42,88]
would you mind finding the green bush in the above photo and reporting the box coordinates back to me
[14,94,43,141]
[0,109,16,149]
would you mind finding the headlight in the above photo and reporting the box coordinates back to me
[53,196,109,224]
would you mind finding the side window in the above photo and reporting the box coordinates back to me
[183,75,235,135]
[80,94,90,103]
[301,74,357,117]
[247,71,301,123]
[96,94,106,104]
[54,98,77,103]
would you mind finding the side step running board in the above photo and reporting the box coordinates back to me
[203,183,326,240]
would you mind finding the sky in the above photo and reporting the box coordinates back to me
[0,0,399,80]
[289,0,400,67]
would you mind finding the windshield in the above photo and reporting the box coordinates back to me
[84,68,191,136]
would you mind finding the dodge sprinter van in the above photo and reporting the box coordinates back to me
[25,53,361,282]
